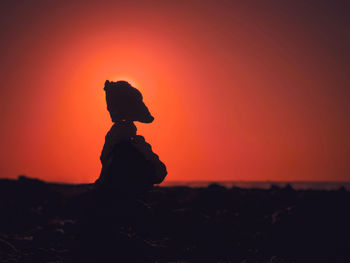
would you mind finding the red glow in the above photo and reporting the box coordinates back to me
[0,1,349,183]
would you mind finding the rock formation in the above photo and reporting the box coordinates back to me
[95,80,167,193]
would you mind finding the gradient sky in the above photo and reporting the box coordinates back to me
[0,0,349,183]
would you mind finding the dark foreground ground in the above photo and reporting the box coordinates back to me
[0,177,349,263]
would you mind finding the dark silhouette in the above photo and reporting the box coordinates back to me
[1,177,350,262]
[95,80,167,193]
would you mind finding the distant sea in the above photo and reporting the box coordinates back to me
[161,181,350,190]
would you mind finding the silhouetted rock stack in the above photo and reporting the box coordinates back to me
[95,80,167,194]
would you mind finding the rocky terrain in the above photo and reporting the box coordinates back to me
[0,176,349,262]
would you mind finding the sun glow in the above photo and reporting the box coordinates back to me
[107,75,139,88]
[0,1,349,183]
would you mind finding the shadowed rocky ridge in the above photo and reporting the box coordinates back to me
[0,176,349,263]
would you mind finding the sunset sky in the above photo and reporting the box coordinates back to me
[0,0,349,183]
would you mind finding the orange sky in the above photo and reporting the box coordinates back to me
[0,1,349,183]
